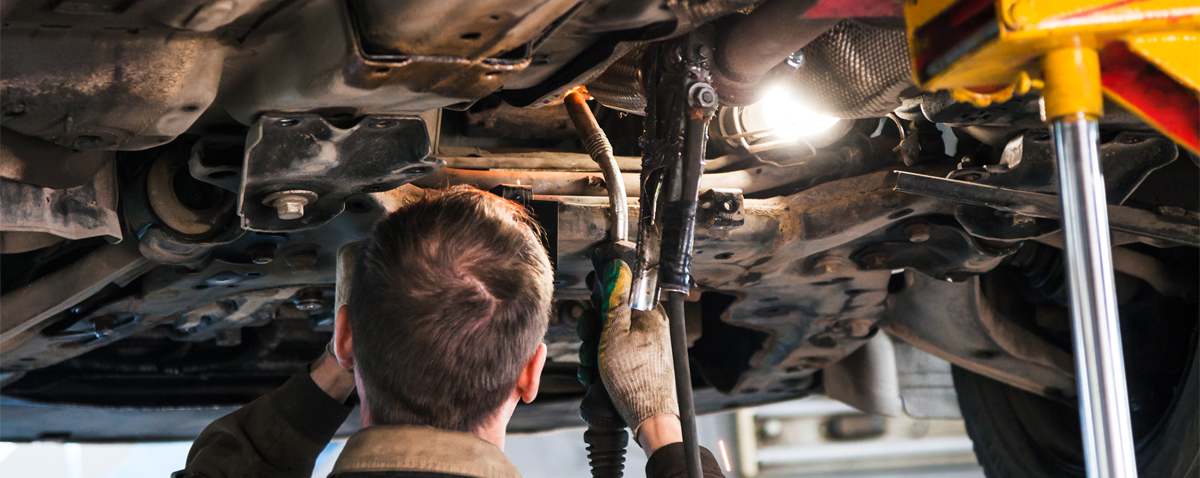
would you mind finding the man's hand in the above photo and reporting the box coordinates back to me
[595,259,680,450]
[310,345,356,403]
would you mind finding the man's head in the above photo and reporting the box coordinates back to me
[336,186,553,433]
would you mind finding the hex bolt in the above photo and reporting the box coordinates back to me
[905,223,931,243]
[688,83,718,109]
[263,190,318,221]
[250,243,277,265]
[720,199,737,212]
[294,288,326,311]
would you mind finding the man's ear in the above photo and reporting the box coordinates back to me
[517,343,548,404]
[334,305,355,370]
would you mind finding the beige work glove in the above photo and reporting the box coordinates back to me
[596,259,680,436]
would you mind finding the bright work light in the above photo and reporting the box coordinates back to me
[740,86,840,141]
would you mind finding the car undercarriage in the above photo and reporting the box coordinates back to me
[1,0,1197,475]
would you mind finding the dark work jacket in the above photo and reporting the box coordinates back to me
[175,368,725,478]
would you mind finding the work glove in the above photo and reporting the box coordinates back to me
[592,259,679,436]
[576,240,636,386]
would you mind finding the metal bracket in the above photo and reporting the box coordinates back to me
[894,171,1200,246]
[240,114,441,232]
[700,188,744,229]
[950,132,1178,241]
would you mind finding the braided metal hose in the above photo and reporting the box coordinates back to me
[564,90,629,242]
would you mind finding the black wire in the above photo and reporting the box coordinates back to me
[667,291,702,478]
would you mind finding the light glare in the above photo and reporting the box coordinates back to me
[750,86,839,141]
[718,439,732,472]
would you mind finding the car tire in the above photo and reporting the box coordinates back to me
[952,343,1199,478]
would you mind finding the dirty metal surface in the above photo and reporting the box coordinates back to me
[0,162,122,243]
[550,166,1012,396]
[0,25,223,151]
[240,114,440,232]
[0,165,1090,434]
[949,131,1179,241]
[885,273,1077,399]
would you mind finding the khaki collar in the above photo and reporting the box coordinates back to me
[330,425,522,478]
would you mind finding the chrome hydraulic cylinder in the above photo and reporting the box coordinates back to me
[1052,116,1138,478]
[1042,46,1138,478]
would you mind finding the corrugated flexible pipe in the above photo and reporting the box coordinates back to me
[564,90,629,242]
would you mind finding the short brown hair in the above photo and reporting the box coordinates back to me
[347,186,553,431]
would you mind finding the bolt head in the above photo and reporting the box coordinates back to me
[264,190,317,221]
[294,288,326,311]
[251,245,276,265]
[276,200,305,220]
[296,300,322,311]
[688,83,718,108]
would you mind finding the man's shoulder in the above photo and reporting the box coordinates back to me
[331,425,522,478]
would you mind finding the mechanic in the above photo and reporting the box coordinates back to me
[174,186,724,478]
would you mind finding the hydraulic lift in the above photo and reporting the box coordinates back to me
[901,1,1200,477]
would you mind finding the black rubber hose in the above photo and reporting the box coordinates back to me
[659,117,707,291]
[667,291,703,478]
